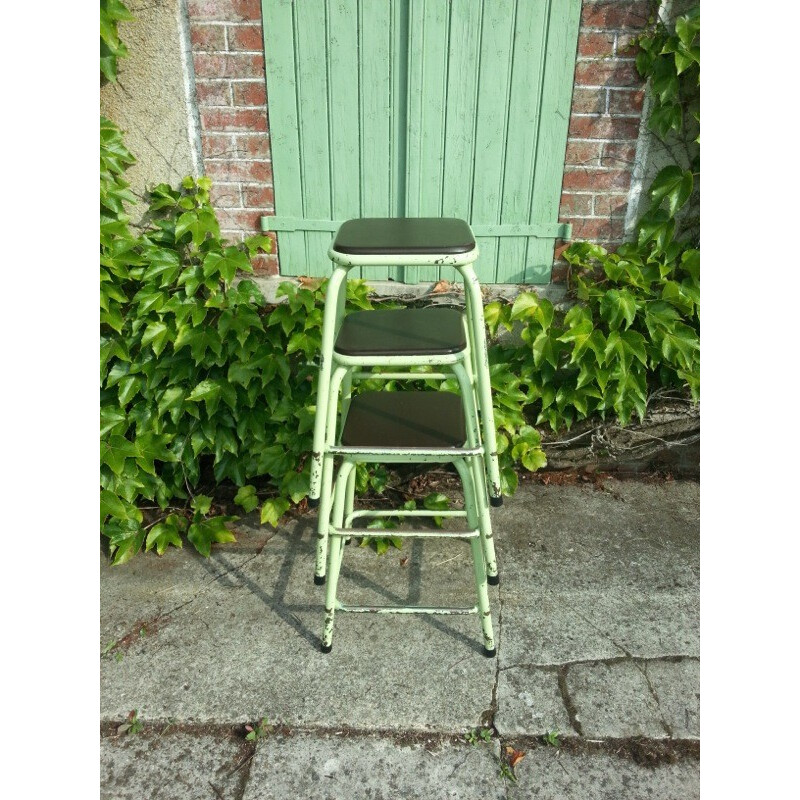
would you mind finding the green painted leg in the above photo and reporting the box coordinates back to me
[309,268,348,505]
[461,265,503,505]
[343,462,356,545]
[454,457,495,654]
[314,365,348,584]
[321,461,353,653]
[314,452,334,584]
[470,537,496,656]
[470,454,499,584]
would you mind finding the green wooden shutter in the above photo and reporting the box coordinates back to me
[261,0,580,284]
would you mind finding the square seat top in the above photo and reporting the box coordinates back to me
[332,217,476,256]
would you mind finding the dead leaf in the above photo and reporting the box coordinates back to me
[431,279,451,294]
[506,746,526,768]
[399,556,409,567]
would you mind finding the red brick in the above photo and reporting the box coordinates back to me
[238,134,272,159]
[578,32,615,58]
[593,194,629,217]
[574,60,641,87]
[204,160,273,182]
[242,185,275,208]
[209,183,241,208]
[188,0,261,22]
[227,24,263,51]
[565,140,602,166]
[216,209,264,232]
[193,53,264,79]
[190,23,226,51]
[564,217,626,240]
[251,254,279,276]
[581,2,651,30]
[568,116,640,140]
[232,81,267,107]
[195,80,231,106]
[201,134,239,159]
[601,142,638,166]
[559,193,593,216]
[220,229,246,244]
[607,88,645,115]
[570,87,606,115]
[561,169,632,191]
[201,108,267,132]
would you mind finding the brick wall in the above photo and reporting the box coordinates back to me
[554,1,651,281]
[187,0,278,275]
[187,0,652,283]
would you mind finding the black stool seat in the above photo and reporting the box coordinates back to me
[334,308,466,357]
[332,218,475,256]
[341,391,466,449]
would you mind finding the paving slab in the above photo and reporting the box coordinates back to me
[101,522,496,731]
[242,732,506,800]
[646,658,701,738]
[493,479,699,597]
[498,589,699,666]
[566,660,669,738]
[100,731,248,800]
[494,666,572,736]
[506,746,699,800]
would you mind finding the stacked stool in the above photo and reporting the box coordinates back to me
[308,218,502,656]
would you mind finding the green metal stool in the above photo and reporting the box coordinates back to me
[320,387,496,657]
[308,218,503,588]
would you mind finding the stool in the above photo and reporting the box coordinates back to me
[308,218,503,588]
[320,387,496,657]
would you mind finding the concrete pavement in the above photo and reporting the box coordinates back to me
[100,476,699,799]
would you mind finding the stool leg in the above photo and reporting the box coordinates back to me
[343,460,356,544]
[321,460,354,653]
[315,365,348,584]
[452,362,498,584]
[309,266,348,507]
[455,458,495,657]
[460,264,503,506]
[470,453,499,584]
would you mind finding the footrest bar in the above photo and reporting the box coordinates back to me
[348,509,467,520]
[331,527,478,539]
[337,603,478,615]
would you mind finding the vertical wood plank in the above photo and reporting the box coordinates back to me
[469,0,517,282]
[261,0,306,275]
[327,0,361,276]
[440,0,482,285]
[389,0,409,281]
[406,0,450,282]
[526,0,581,283]
[495,0,549,283]
[295,0,332,276]
[359,0,393,280]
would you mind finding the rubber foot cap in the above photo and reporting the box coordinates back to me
[321,643,332,654]
[483,647,497,658]
[487,574,500,586]
[490,496,503,508]
[308,497,320,509]
[314,575,326,586]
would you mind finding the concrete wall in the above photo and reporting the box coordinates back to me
[100,0,201,202]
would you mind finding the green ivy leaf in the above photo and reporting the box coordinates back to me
[188,516,237,557]
[260,497,290,528]
[145,520,183,555]
[648,166,693,217]
[191,494,213,516]
[233,485,259,513]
